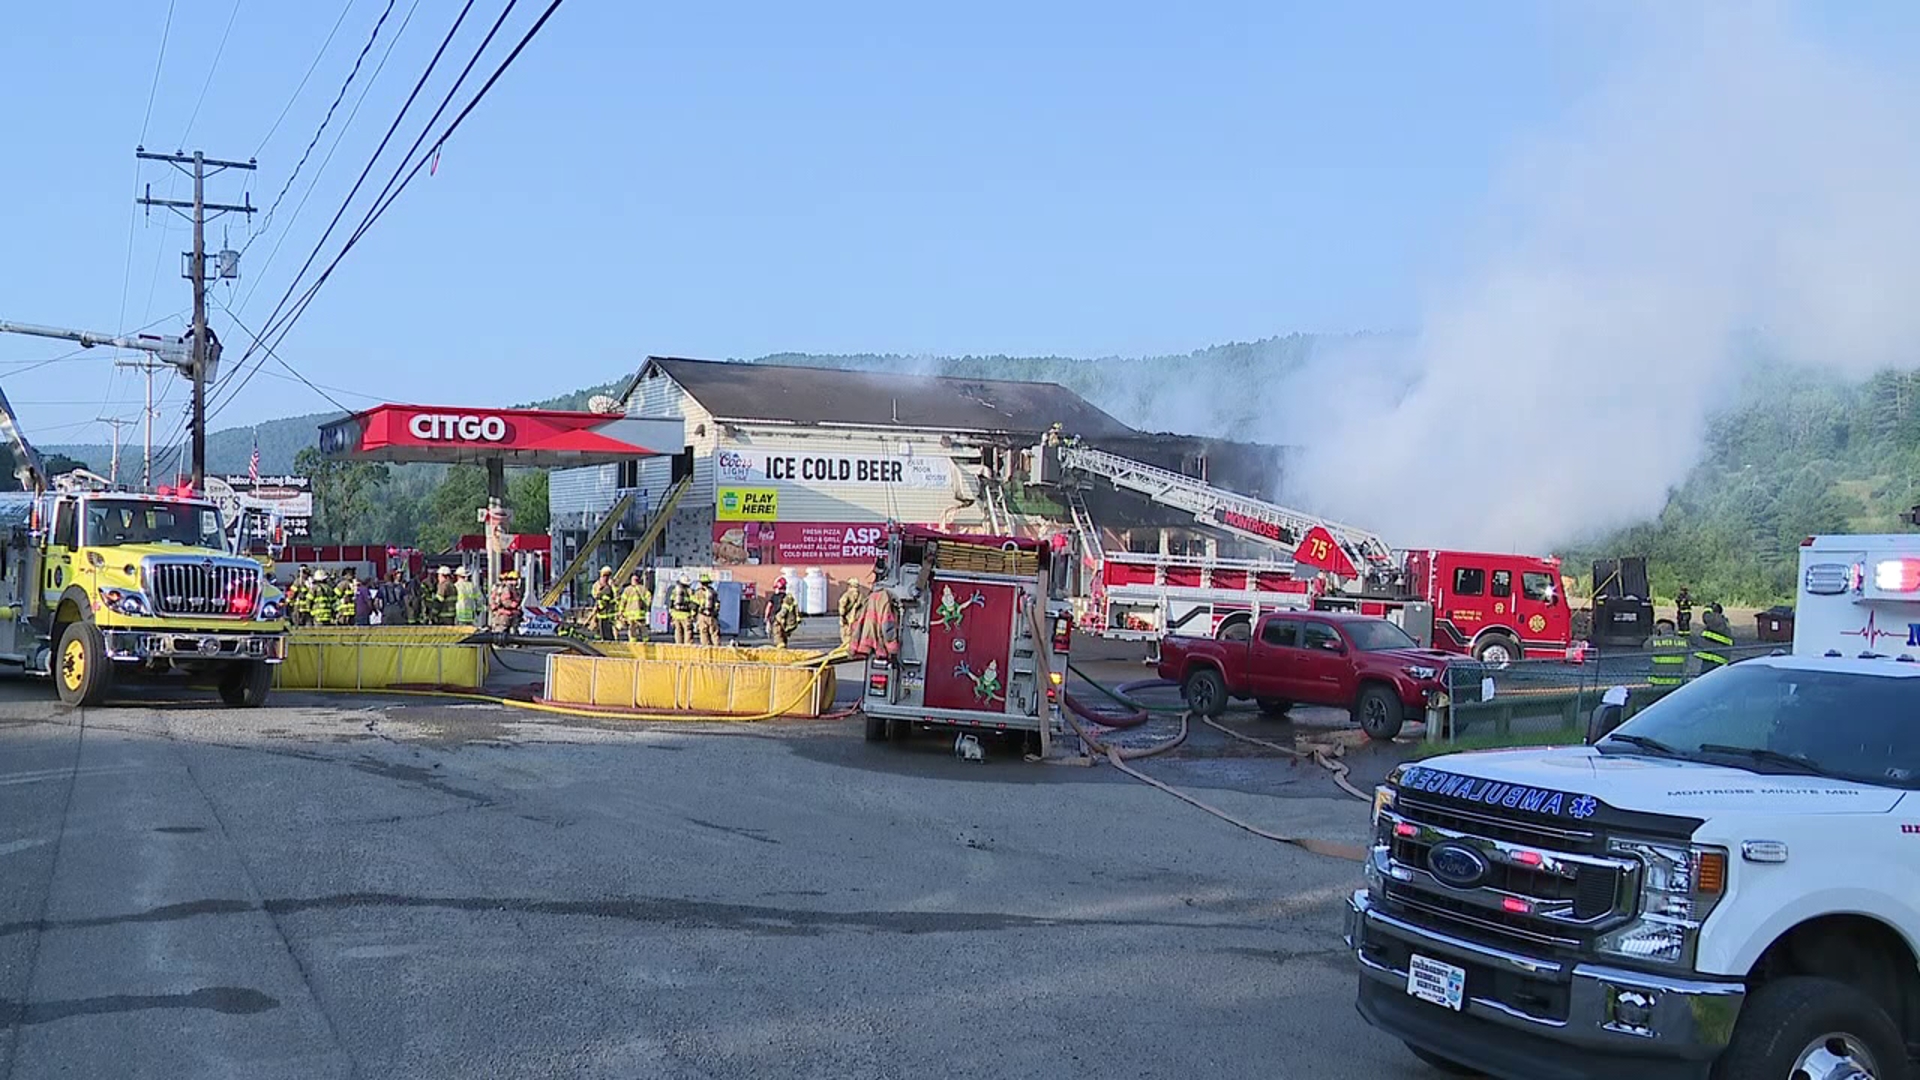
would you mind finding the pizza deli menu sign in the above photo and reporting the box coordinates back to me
[714,449,952,490]
[711,522,887,564]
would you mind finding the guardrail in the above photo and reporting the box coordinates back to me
[1434,644,1783,745]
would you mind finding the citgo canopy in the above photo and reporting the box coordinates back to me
[318,404,683,467]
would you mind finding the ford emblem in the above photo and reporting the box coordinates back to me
[1427,841,1491,889]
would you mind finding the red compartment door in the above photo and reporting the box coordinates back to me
[922,579,1020,713]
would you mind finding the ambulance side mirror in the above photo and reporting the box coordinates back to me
[1586,704,1625,745]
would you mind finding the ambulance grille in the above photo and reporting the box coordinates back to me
[145,558,263,619]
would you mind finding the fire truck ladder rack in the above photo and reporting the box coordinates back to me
[540,490,638,608]
[981,476,1017,535]
[609,475,691,587]
[1067,486,1104,562]
[1055,445,1392,573]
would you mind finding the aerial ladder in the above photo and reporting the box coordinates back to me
[1049,444,1398,587]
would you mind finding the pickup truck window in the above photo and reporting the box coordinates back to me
[1453,567,1484,596]
[1343,620,1419,651]
[1260,619,1298,647]
[1600,664,1920,788]
[1522,571,1556,603]
[1301,622,1343,652]
[1491,569,1511,598]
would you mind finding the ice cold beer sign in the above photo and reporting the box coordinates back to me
[715,449,950,490]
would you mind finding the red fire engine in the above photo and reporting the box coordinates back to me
[1040,446,1574,664]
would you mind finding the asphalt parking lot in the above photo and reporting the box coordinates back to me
[0,653,1432,1080]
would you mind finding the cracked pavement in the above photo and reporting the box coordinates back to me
[0,679,1427,1080]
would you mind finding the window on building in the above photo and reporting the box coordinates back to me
[1491,569,1512,598]
[1453,566,1485,596]
[616,459,640,489]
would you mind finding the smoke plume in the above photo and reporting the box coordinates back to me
[1269,4,1920,551]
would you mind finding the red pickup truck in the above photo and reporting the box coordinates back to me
[1156,610,1457,740]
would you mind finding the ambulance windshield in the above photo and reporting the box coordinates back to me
[1599,663,1920,789]
[84,498,226,549]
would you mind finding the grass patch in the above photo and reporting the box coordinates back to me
[1408,728,1585,759]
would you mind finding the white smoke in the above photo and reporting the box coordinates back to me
[1273,4,1920,552]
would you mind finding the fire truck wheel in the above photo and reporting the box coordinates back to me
[54,621,112,707]
[1256,697,1292,718]
[1472,633,1520,667]
[1355,685,1404,741]
[863,712,890,742]
[219,661,274,708]
[1182,668,1228,718]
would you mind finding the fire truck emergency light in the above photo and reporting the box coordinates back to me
[1874,558,1920,593]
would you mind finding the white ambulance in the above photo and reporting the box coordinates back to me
[1794,533,1920,657]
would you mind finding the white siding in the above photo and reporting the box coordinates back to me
[548,463,619,521]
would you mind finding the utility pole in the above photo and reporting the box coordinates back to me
[136,148,254,488]
[95,417,130,484]
[0,320,190,489]
[114,356,162,486]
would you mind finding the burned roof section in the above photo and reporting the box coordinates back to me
[628,356,1137,438]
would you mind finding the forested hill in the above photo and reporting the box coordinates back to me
[1578,365,1920,605]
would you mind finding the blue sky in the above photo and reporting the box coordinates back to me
[2,0,1916,448]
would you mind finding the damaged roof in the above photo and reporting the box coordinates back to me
[626,356,1137,438]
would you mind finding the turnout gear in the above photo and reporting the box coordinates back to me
[837,578,866,648]
[1675,587,1694,633]
[455,570,481,627]
[769,589,802,648]
[849,586,899,663]
[1647,632,1690,687]
[592,570,620,641]
[488,577,521,633]
[694,578,721,647]
[1695,606,1734,673]
[668,574,695,645]
[618,577,652,642]
[307,572,337,626]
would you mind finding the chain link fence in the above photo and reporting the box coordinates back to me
[1434,643,1784,746]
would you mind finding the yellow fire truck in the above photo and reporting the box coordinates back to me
[0,388,287,706]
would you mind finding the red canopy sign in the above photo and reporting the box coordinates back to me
[318,404,683,466]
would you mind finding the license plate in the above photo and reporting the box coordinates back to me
[1407,954,1466,1011]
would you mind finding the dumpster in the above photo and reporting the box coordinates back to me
[1756,605,1794,644]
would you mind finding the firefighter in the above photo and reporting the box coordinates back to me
[1695,603,1735,674]
[837,576,866,649]
[332,569,357,626]
[769,582,802,648]
[619,571,652,643]
[489,571,521,634]
[286,566,310,628]
[668,572,694,644]
[591,566,619,640]
[764,577,789,639]
[1647,619,1690,689]
[307,569,337,627]
[1675,585,1694,633]
[454,567,482,627]
[429,566,457,625]
[694,572,721,647]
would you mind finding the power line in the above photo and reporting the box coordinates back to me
[252,0,400,243]
[138,0,177,144]
[212,298,352,413]
[253,0,360,158]
[182,0,246,144]
[236,0,425,313]
[218,0,542,419]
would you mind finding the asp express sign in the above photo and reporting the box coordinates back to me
[711,521,886,565]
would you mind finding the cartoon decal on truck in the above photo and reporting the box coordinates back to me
[934,585,986,630]
[953,659,1005,705]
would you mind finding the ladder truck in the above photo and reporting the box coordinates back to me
[1034,442,1575,664]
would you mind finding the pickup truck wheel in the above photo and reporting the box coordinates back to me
[863,712,890,742]
[1354,685,1404,741]
[1711,976,1901,1080]
[218,661,273,708]
[55,621,112,707]
[1256,697,1292,718]
[1404,1044,1481,1076]
[1182,669,1228,718]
